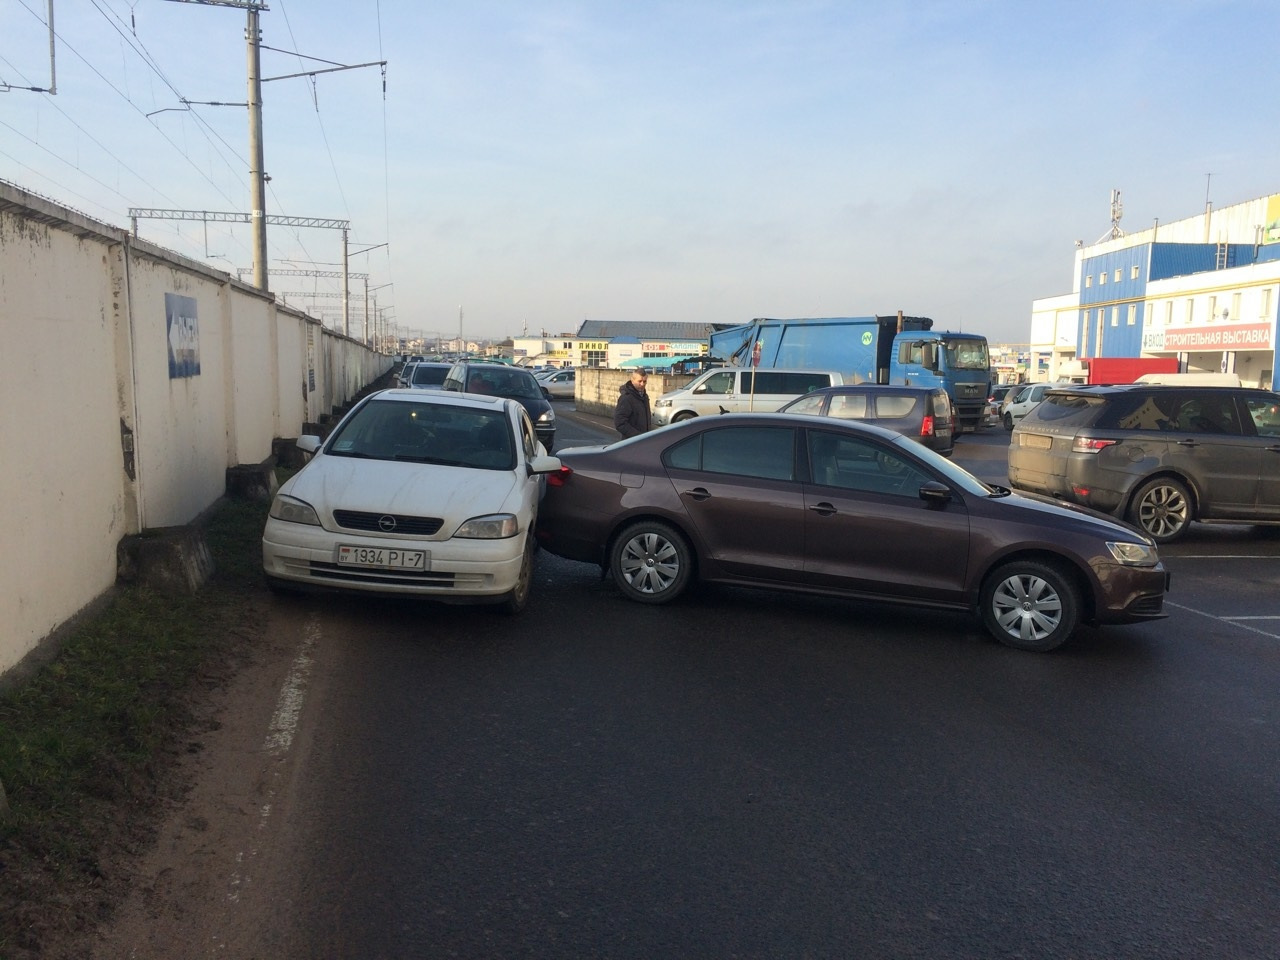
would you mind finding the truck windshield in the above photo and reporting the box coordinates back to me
[943,340,989,371]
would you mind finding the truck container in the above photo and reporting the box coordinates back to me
[707,315,991,432]
[1081,356,1180,384]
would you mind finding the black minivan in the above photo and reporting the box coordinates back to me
[1008,383,1280,542]
[778,384,955,456]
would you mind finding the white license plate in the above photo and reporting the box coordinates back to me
[336,545,428,570]
[1021,433,1052,450]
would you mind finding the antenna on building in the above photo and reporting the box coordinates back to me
[1095,189,1125,243]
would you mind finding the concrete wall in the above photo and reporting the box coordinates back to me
[0,182,392,677]
[575,368,697,421]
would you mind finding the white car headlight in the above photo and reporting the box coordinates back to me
[269,494,321,526]
[654,398,671,408]
[1106,541,1159,566]
[455,513,519,539]
[538,409,556,423]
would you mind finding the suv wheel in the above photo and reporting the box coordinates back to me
[1003,412,1014,431]
[1128,477,1192,543]
[980,560,1080,652]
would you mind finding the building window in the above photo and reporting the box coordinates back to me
[1131,265,1140,280]
[1100,272,1107,285]
[1263,287,1273,319]
[1231,291,1242,321]
[1085,275,1092,288]
[1208,296,1217,321]
[1185,299,1195,324]
[1114,268,1122,283]
[1127,304,1137,326]
[1164,301,1173,326]
[1110,307,1118,327]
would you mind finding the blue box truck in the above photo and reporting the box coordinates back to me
[707,314,992,433]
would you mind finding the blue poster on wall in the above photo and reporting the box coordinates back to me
[166,292,201,379]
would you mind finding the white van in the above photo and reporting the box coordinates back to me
[651,368,844,426]
[1134,372,1242,386]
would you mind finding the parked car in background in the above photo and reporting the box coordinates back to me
[262,390,562,611]
[406,361,451,390]
[984,384,1013,428]
[778,384,955,455]
[537,413,1168,652]
[651,368,844,425]
[538,368,576,399]
[442,361,557,451]
[1001,381,1073,430]
[1008,383,1280,542]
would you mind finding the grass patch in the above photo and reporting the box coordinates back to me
[0,494,272,959]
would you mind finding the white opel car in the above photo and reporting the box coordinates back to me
[262,390,561,612]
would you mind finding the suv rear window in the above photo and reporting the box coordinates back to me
[411,365,448,386]
[1021,392,1104,427]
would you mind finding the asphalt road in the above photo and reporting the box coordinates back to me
[91,404,1280,959]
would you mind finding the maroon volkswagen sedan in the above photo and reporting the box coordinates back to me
[536,414,1169,652]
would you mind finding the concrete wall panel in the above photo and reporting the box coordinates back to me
[0,206,128,675]
[126,257,231,529]
[0,182,392,677]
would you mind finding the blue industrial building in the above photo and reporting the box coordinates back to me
[1033,192,1280,389]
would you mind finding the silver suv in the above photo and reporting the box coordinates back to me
[1008,384,1280,542]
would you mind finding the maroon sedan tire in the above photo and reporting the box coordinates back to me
[979,559,1081,652]
[609,521,692,604]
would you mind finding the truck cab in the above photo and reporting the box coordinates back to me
[890,333,991,433]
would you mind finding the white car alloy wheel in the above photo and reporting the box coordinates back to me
[499,534,534,615]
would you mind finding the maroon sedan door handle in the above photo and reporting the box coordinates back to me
[808,502,837,516]
[684,487,712,501]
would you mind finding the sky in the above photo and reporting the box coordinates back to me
[4,1,1280,346]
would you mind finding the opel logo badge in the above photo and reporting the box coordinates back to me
[378,515,397,532]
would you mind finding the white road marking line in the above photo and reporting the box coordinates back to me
[1166,601,1280,639]
[264,615,318,755]
[226,612,320,906]
[1174,555,1280,559]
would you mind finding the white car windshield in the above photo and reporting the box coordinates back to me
[326,399,515,470]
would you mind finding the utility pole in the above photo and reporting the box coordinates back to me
[247,4,267,290]
[162,0,384,299]
[163,1,270,288]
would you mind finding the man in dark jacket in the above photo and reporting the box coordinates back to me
[613,371,652,438]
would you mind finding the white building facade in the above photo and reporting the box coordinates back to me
[1032,193,1280,388]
